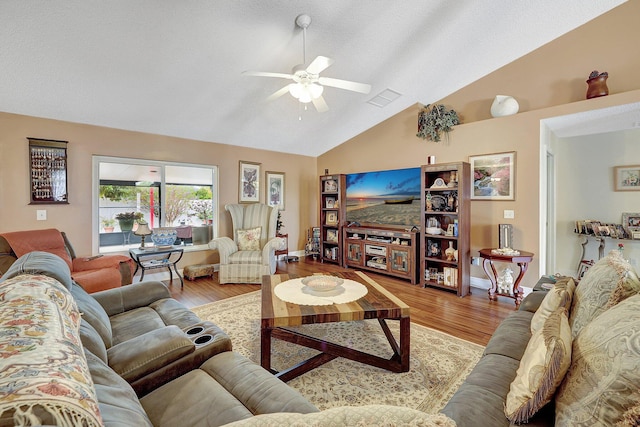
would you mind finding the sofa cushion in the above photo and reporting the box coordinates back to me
[225,405,457,426]
[107,326,195,383]
[228,250,263,265]
[80,318,109,363]
[569,250,640,339]
[0,274,102,427]
[72,282,114,348]
[84,349,153,427]
[0,250,74,290]
[109,306,167,345]
[505,308,572,423]
[237,226,261,251]
[555,293,640,426]
[530,276,574,333]
[441,354,520,427]
[483,310,533,360]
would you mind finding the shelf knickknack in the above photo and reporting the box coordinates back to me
[416,104,460,142]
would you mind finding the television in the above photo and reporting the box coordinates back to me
[345,167,421,227]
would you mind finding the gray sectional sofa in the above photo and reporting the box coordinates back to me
[442,250,640,426]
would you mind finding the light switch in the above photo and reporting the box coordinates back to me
[503,210,515,219]
[37,209,47,220]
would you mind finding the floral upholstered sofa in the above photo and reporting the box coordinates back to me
[441,250,640,426]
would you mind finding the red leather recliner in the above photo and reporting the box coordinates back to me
[0,228,133,293]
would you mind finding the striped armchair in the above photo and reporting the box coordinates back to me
[209,204,284,284]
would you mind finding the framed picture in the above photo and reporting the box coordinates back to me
[324,179,338,192]
[469,152,516,200]
[265,171,285,210]
[326,229,338,242]
[239,161,260,203]
[622,212,640,238]
[614,165,640,191]
[28,138,69,204]
[325,197,336,208]
[325,212,338,225]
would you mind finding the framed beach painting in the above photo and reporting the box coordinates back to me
[614,165,640,191]
[469,152,516,200]
[239,161,260,203]
[265,171,285,210]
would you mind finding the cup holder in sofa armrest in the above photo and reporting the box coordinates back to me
[193,334,214,347]
[186,325,205,336]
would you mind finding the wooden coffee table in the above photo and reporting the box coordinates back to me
[261,270,410,382]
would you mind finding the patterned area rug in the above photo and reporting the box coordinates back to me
[192,291,483,413]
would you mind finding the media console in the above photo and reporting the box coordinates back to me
[343,225,419,284]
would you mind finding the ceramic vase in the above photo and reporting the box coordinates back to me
[490,95,519,117]
[445,241,456,261]
[586,75,609,99]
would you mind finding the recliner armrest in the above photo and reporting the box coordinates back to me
[107,325,195,383]
[518,290,548,313]
[91,280,171,316]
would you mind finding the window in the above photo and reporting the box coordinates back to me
[93,156,217,253]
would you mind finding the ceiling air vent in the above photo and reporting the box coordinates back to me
[367,89,402,108]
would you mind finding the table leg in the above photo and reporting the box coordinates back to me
[261,326,273,373]
[483,258,499,301]
[172,263,184,288]
[512,262,530,307]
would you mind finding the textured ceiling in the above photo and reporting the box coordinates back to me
[0,1,626,156]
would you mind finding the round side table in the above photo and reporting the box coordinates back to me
[479,248,534,307]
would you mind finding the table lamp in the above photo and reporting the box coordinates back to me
[134,220,152,249]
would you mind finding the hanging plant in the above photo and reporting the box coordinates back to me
[416,104,460,142]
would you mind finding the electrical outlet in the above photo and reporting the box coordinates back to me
[503,210,515,219]
[36,210,47,221]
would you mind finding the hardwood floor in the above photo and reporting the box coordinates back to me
[164,256,516,346]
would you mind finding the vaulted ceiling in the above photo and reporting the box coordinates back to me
[0,1,625,156]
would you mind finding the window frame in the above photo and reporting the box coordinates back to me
[92,156,218,254]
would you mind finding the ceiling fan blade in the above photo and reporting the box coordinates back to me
[242,70,294,80]
[306,56,334,75]
[318,77,371,94]
[266,85,291,101]
[312,95,329,113]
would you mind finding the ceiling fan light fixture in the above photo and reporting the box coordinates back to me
[309,83,323,99]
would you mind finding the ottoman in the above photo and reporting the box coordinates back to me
[184,263,216,281]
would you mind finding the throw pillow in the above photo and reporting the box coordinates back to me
[569,250,640,339]
[504,308,572,424]
[555,293,640,426]
[237,226,261,251]
[530,276,575,333]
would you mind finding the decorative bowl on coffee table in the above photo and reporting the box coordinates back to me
[301,275,344,292]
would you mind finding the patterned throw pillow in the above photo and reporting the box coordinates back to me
[569,250,640,339]
[237,226,261,251]
[504,308,572,424]
[555,294,640,426]
[530,276,575,333]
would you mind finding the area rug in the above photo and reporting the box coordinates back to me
[192,291,483,413]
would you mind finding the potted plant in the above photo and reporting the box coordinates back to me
[101,217,116,232]
[416,104,460,142]
[115,211,143,232]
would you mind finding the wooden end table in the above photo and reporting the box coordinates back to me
[479,248,534,307]
[261,271,410,382]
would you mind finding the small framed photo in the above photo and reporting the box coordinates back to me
[469,152,516,200]
[265,171,285,210]
[614,165,640,191]
[326,212,338,225]
[622,212,640,238]
[324,179,338,193]
[325,197,336,208]
[326,229,338,242]
[239,161,260,203]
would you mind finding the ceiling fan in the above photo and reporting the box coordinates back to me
[243,14,371,113]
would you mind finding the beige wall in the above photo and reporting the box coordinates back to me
[0,112,317,267]
[318,0,640,288]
